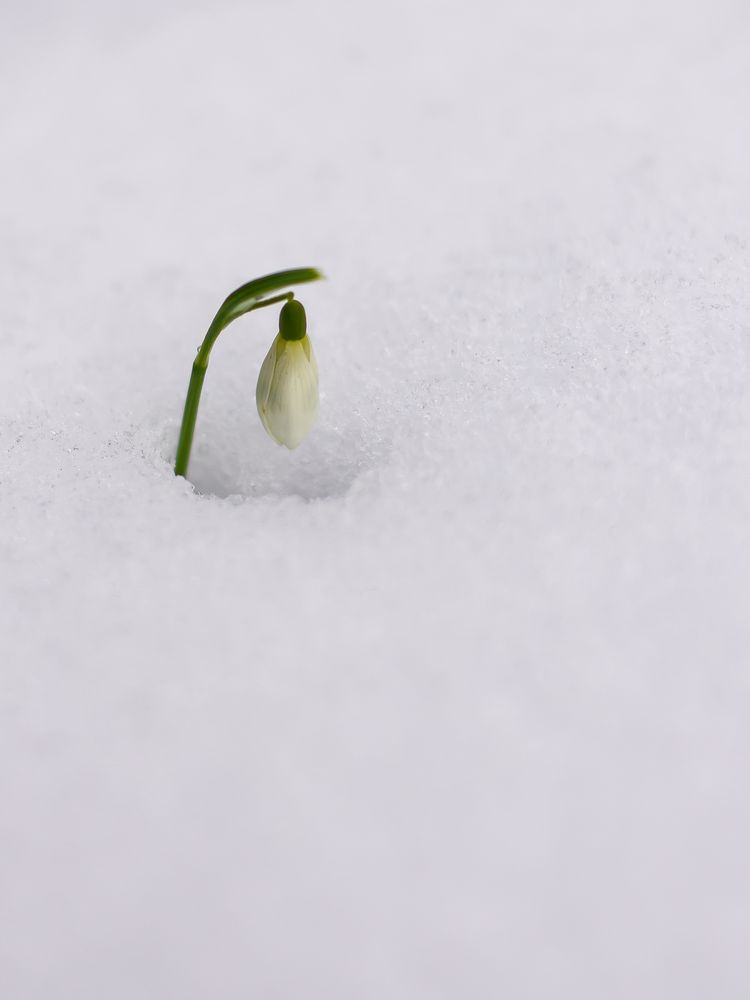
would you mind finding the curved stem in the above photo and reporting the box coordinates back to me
[174,267,324,477]
[174,363,207,478]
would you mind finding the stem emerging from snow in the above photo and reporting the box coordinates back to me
[174,268,324,478]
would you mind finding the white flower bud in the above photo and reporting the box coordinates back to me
[256,332,319,448]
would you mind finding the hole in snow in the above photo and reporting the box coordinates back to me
[166,423,383,502]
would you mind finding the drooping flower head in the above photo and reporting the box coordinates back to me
[256,299,319,449]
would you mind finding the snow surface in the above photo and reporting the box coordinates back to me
[2,0,750,996]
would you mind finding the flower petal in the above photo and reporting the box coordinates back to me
[255,335,319,448]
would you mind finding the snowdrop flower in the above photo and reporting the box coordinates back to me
[256,299,319,449]
[174,267,324,478]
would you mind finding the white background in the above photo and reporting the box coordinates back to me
[2,0,749,996]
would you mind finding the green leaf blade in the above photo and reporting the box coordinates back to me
[218,267,325,329]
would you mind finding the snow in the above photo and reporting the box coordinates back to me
[2,0,750,996]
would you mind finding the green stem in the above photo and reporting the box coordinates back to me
[174,267,324,478]
[174,363,207,477]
